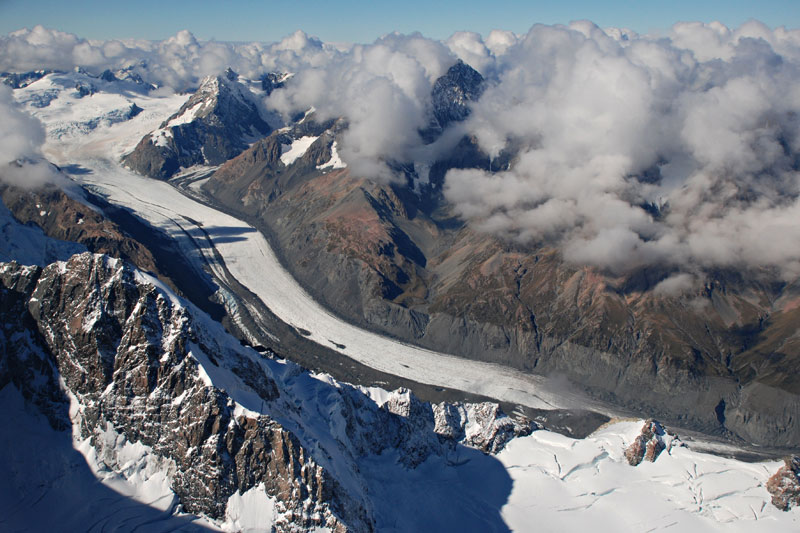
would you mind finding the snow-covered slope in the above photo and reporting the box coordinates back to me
[14,71,155,140]
[499,421,797,531]
[0,385,217,532]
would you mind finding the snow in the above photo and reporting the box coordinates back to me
[14,72,190,161]
[280,135,318,166]
[0,384,217,532]
[299,106,316,123]
[497,421,798,531]
[134,268,184,309]
[76,420,177,515]
[165,100,206,128]
[223,484,277,533]
[147,99,207,146]
[150,127,173,146]
[317,140,346,170]
[190,351,215,387]
[0,199,86,266]
[14,74,150,140]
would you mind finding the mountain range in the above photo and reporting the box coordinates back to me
[2,55,800,531]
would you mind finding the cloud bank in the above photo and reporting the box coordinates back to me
[4,22,800,279]
[445,20,800,280]
[0,84,61,187]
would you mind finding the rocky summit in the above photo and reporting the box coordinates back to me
[122,74,271,179]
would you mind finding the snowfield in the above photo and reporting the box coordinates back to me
[9,72,800,532]
[498,421,796,531]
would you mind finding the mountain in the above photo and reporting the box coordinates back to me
[261,71,291,95]
[199,63,800,451]
[4,65,800,530]
[431,59,485,129]
[122,74,271,179]
[0,69,54,89]
[1,249,536,530]
[421,60,485,142]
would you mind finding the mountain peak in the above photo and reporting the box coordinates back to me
[431,59,485,129]
[122,72,271,179]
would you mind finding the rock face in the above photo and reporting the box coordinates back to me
[0,183,163,281]
[0,251,533,530]
[420,60,485,142]
[0,69,53,89]
[431,59,485,129]
[767,456,800,511]
[122,74,271,179]
[625,419,680,466]
[432,401,536,454]
[261,72,289,95]
[1,254,356,529]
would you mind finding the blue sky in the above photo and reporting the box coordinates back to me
[1,0,798,43]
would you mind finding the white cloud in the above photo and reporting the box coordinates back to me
[0,85,61,187]
[4,22,800,277]
[443,21,800,278]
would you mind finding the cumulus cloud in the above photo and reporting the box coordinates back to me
[266,32,453,179]
[0,85,61,188]
[443,21,800,279]
[0,25,337,91]
[4,22,800,278]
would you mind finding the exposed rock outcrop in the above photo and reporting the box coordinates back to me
[433,401,536,454]
[767,456,800,511]
[625,419,681,466]
[420,60,485,142]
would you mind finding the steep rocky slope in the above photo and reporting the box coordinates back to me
[122,73,271,179]
[1,251,533,530]
[0,182,163,278]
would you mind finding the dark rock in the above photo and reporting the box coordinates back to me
[767,456,800,511]
[261,72,288,95]
[625,419,681,466]
[75,82,93,98]
[127,103,143,118]
[421,59,485,142]
[0,69,53,89]
[99,69,117,82]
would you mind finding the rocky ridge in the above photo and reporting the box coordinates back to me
[1,251,533,530]
[122,74,271,179]
[431,59,485,130]
[624,419,682,466]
